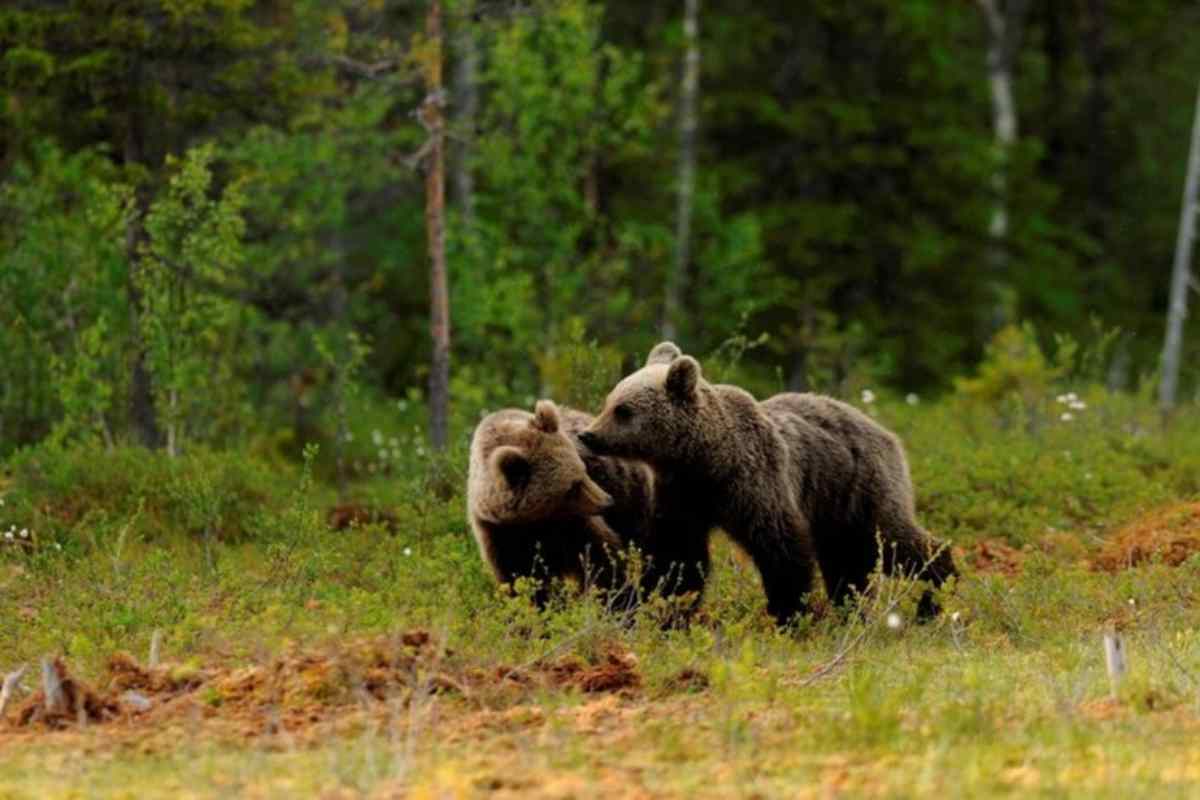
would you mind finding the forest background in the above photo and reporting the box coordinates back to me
[3,0,1200,464]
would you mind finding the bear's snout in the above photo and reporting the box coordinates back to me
[577,430,603,451]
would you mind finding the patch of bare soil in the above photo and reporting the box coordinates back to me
[326,503,398,532]
[1092,502,1200,572]
[964,538,1026,576]
[0,633,643,746]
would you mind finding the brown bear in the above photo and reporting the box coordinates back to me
[578,342,956,625]
[468,399,709,613]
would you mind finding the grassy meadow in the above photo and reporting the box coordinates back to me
[2,359,1200,799]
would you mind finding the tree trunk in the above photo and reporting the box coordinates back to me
[1159,76,1200,412]
[977,0,1025,267]
[1080,0,1111,245]
[124,66,163,450]
[1040,0,1067,180]
[662,0,700,341]
[425,0,451,451]
[330,236,349,498]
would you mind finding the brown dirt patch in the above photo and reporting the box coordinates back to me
[965,538,1026,576]
[326,503,398,532]
[13,659,120,728]
[661,668,709,695]
[1092,502,1200,572]
[1,633,642,744]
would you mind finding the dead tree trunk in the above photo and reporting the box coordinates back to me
[1160,76,1200,412]
[124,64,163,450]
[662,0,700,341]
[425,0,451,451]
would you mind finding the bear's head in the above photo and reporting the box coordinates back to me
[474,400,614,525]
[579,341,703,464]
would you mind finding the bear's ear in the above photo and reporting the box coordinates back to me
[645,341,682,366]
[532,399,560,433]
[665,356,700,402]
[492,446,531,490]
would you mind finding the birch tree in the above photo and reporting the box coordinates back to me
[1160,76,1200,412]
[975,0,1028,269]
[662,0,700,341]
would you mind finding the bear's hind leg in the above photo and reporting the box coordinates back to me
[815,522,879,612]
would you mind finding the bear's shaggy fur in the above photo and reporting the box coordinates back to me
[579,342,956,625]
[468,399,709,612]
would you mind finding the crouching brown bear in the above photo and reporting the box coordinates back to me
[578,342,956,626]
[468,399,709,614]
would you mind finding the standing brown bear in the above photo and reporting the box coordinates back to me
[468,399,708,613]
[578,342,956,625]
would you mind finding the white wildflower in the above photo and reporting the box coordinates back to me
[906,393,919,406]
[403,547,412,557]
[18,528,28,539]
[3,532,12,541]
[886,612,903,630]
[1060,412,1074,422]
[861,389,876,405]
[1070,400,1086,411]
[371,429,384,447]
[398,400,409,411]
[416,447,426,457]
[53,543,62,551]
[951,611,961,623]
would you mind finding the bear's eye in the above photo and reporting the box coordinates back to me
[614,404,633,423]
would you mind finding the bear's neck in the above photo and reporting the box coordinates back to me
[664,383,783,492]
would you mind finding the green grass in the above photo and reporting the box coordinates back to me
[1,389,1199,798]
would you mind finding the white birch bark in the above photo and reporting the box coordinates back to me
[977,0,1025,258]
[663,0,700,341]
[1160,77,1200,411]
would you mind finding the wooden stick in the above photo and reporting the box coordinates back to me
[149,629,162,668]
[1103,631,1127,699]
[41,657,65,714]
[0,665,27,719]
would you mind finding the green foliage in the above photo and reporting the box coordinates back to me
[138,144,250,455]
[954,323,1063,425]
[457,0,666,382]
[2,443,296,550]
[0,143,132,452]
[534,318,624,412]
